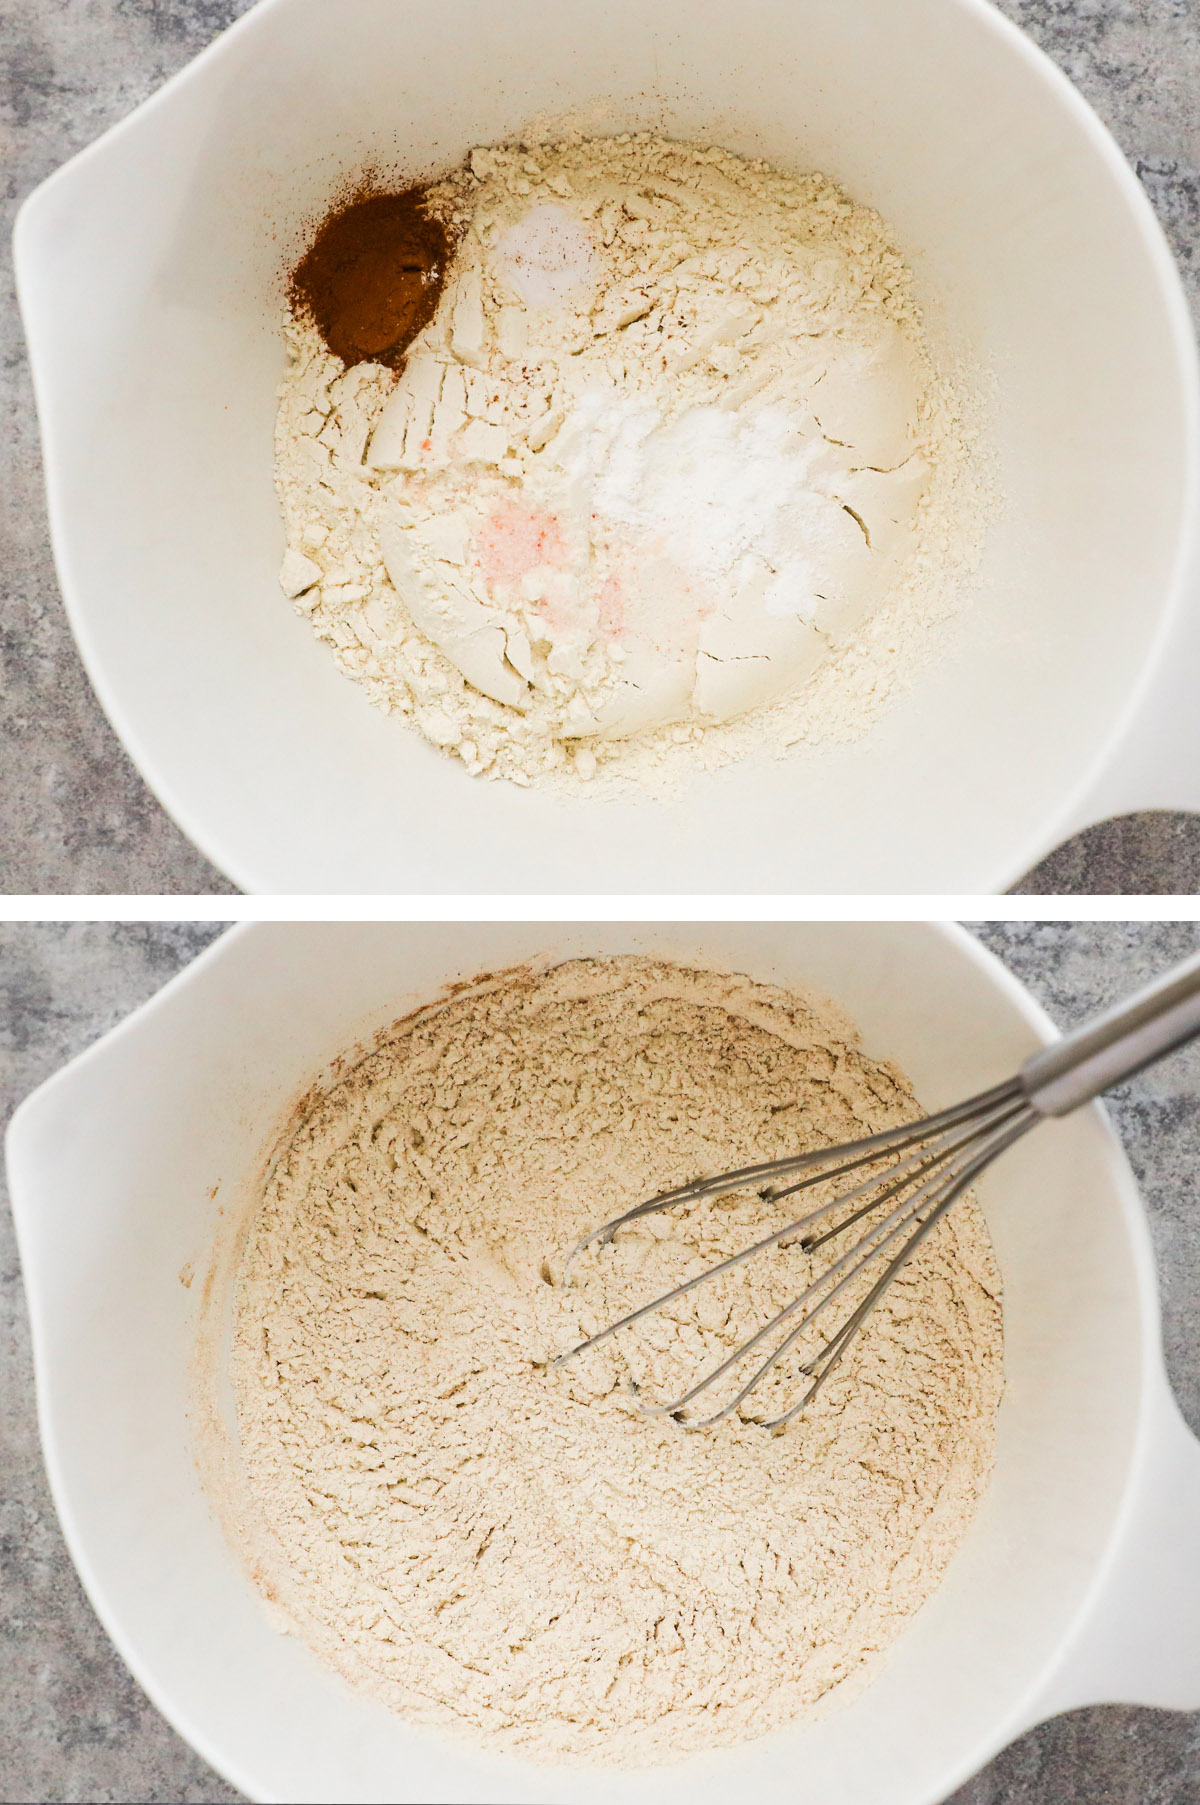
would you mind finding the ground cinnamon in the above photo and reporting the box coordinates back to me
[291,187,452,369]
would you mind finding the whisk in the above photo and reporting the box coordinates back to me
[554,950,1200,1432]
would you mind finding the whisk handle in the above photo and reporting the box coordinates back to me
[1020,950,1200,1117]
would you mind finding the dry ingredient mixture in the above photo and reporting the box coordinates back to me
[230,958,1002,1766]
[274,134,987,791]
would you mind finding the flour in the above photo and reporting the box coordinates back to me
[274,134,989,791]
[229,958,1002,1766]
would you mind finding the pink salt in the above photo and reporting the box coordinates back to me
[597,573,626,639]
[475,506,568,589]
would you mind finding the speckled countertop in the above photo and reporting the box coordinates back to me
[2,921,1200,1802]
[3,0,1200,893]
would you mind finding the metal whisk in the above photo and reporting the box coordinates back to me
[555,950,1200,1432]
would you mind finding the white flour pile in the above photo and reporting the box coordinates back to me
[275,134,987,791]
[230,958,1002,1765]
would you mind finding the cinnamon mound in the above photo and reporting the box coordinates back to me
[292,188,451,368]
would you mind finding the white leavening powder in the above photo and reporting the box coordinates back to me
[229,958,1002,1766]
[274,133,988,791]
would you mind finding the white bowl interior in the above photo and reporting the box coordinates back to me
[16,0,1192,891]
[9,922,1153,1805]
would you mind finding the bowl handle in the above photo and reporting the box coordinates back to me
[1031,1371,1200,1718]
[1053,562,1200,834]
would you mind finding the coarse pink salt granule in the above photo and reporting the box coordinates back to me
[475,506,568,589]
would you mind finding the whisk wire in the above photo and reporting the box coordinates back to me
[571,1120,976,1401]
[659,1105,1035,1431]
[555,1087,1028,1377]
[556,1085,1037,1430]
[551,952,1200,1432]
[560,1078,1025,1280]
[752,1108,1037,1432]
[796,1093,1029,1255]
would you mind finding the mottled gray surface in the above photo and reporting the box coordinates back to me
[2,1,240,895]
[3,922,1200,1803]
[0,925,237,1803]
[2,1,1200,893]
[1013,813,1200,897]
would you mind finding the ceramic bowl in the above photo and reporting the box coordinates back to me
[14,0,1199,891]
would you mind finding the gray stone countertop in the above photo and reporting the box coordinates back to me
[4,921,1200,1802]
[4,1,1200,894]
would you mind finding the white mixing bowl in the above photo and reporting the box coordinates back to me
[8,921,1200,1805]
[14,0,1200,893]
